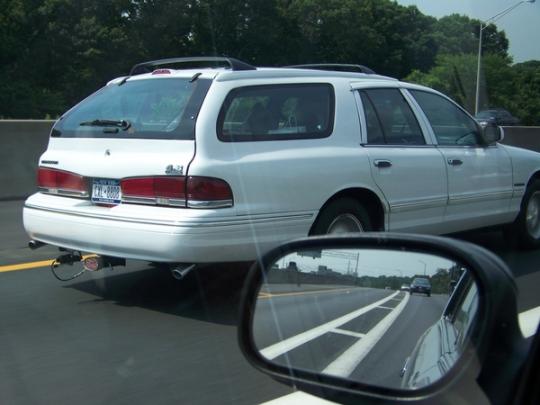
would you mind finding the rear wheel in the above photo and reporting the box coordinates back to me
[310,198,372,235]
[507,180,540,249]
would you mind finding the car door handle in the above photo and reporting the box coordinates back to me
[447,159,463,166]
[374,160,392,168]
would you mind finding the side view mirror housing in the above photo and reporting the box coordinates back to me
[482,124,504,144]
[238,233,527,405]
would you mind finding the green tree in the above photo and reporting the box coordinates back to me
[405,53,514,114]
[509,61,540,125]
[433,14,509,57]
[0,0,136,118]
[282,0,438,78]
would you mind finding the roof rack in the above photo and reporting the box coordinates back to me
[285,64,375,74]
[129,57,256,76]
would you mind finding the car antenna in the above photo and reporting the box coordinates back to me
[190,72,202,82]
[118,75,130,86]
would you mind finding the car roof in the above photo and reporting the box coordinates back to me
[214,67,397,82]
[108,66,399,86]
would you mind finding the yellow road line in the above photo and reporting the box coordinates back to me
[0,259,55,272]
[258,287,356,299]
[0,255,94,273]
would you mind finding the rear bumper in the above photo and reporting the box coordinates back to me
[411,288,431,294]
[23,193,315,263]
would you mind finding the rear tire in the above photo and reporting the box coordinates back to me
[311,198,372,235]
[507,180,540,249]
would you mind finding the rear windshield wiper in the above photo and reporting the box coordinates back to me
[79,119,131,130]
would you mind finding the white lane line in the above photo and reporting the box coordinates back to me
[331,329,366,339]
[322,292,410,378]
[519,306,540,338]
[377,305,394,310]
[260,291,399,360]
[260,391,335,405]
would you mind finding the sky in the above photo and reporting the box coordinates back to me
[395,0,540,63]
[278,249,456,278]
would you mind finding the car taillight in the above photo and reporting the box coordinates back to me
[120,176,233,208]
[121,176,186,207]
[37,167,88,197]
[186,176,233,208]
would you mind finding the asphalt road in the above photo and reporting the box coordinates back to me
[253,286,447,388]
[1,199,539,404]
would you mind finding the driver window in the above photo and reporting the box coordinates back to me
[410,90,481,146]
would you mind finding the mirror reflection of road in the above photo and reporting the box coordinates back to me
[254,285,448,388]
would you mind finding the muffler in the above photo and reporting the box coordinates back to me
[171,264,196,280]
[28,240,46,250]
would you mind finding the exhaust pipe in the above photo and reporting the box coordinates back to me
[171,264,196,280]
[83,255,126,272]
[28,240,46,250]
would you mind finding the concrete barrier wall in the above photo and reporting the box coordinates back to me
[1,120,54,200]
[501,127,540,153]
[1,121,540,200]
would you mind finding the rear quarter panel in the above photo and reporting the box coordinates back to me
[190,78,386,224]
[499,144,540,214]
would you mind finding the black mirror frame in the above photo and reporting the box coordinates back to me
[238,233,526,405]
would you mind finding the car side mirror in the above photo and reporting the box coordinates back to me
[482,124,504,144]
[238,233,526,405]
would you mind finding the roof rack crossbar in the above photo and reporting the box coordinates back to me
[285,64,375,74]
[129,57,256,76]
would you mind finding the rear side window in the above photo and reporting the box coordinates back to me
[360,88,425,145]
[409,90,481,146]
[218,84,334,142]
[52,78,212,140]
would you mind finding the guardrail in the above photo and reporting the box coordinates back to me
[1,121,540,200]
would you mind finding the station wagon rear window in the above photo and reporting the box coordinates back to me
[218,83,334,142]
[51,78,212,140]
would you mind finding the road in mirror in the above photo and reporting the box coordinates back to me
[252,247,478,390]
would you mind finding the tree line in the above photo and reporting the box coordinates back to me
[1,0,538,124]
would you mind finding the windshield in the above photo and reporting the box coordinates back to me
[54,78,211,140]
[476,110,497,118]
[412,278,431,286]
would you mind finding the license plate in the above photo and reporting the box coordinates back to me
[92,179,121,205]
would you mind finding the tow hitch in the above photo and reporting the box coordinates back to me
[50,251,125,281]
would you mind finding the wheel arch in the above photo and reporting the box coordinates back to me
[526,171,540,188]
[310,187,387,234]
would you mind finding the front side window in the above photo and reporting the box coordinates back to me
[218,84,334,142]
[360,88,425,145]
[410,90,482,146]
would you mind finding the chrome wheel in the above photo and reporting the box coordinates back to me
[326,214,364,234]
[526,191,540,239]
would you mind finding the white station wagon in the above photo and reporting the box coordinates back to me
[23,57,540,275]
